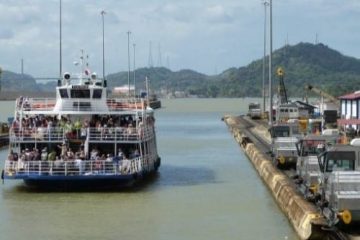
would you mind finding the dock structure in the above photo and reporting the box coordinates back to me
[223,115,349,240]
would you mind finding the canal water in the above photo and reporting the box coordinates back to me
[0,99,298,240]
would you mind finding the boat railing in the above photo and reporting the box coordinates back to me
[88,126,153,141]
[4,156,153,177]
[16,98,56,112]
[15,97,149,112]
[10,126,155,142]
[106,98,148,111]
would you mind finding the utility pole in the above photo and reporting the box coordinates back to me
[269,0,273,126]
[21,58,24,90]
[0,67,2,92]
[59,0,62,79]
[21,58,24,75]
[148,41,153,68]
[101,10,106,84]
[157,43,162,67]
[127,31,131,96]
[262,1,269,115]
[166,55,170,69]
[133,43,136,96]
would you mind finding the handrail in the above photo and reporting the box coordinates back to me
[10,126,155,142]
[4,155,157,176]
[15,97,148,112]
[17,98,56,111]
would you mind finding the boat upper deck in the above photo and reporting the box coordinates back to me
[16,97,151,115]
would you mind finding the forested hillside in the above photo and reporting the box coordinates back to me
[2,42,360,98]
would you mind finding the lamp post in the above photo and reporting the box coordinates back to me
[0,67,2,92]
[101,10,106,84]
[269,0,273,126]
[133,43,136,96]
[127,31,131,96]
[59,0,62,80]
[262,1,269,116]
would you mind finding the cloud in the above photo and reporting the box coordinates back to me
[0,29,14,39]
[1,0,360,77]
[204,5,234,24]
[0,4,41,24]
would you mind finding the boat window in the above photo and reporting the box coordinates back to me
[59,89,68,98]
[73,102,91,110]
[325,151,355,172]
[71,89,90,98]
[93,89,102,99]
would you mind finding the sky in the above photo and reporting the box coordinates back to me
[1,0,360,78]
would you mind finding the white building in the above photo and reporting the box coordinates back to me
[338,91,360,130]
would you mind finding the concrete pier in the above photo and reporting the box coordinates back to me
[223,115,328,240]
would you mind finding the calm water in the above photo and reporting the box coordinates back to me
[0,98,298,240]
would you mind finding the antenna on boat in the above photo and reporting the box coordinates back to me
[101,10,106,87]
[59,0,63,85]
[80,49,85,84]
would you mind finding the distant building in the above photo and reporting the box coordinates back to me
[337,91,360,130]
[276,101,316,122]
[294,100,317,118]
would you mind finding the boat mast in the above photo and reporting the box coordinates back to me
[80,49,84,84]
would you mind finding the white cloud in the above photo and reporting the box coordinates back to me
[0,29,14,39]
[204,5,234,24]
[0,0,360,76]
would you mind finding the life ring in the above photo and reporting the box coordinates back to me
[338,210,352,224]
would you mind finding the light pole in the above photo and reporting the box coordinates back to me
[269,0,273,126]
[101,10,106,84]
[133,43,136,96]
[0,67,2,92]
[262,1,269,116]
[59,0,62,80]
[127,31,131,96]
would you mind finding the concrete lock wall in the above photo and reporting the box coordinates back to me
[224,117,324,240]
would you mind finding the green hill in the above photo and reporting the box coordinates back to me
[0,71,39,91]
[106,67,216,97]
[218,42,360,97]
[107,42,360,98]
[1,42,360,98]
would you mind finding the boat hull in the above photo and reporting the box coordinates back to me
[22,174,139,189]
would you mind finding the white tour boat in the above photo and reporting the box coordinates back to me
[2,71,161,188]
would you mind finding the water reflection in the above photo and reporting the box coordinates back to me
[154,164,217,187]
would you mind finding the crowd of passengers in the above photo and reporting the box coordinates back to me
[11,114,154,139]
[7,144,142,174]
